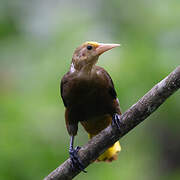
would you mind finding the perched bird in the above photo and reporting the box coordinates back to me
[60,41,121,171]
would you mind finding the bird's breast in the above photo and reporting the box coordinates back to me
[67,75,107,104]
[64,73,113,121]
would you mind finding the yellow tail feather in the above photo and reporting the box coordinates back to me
[88,134,121,162]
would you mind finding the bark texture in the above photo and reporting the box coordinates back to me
[44,66,180,180]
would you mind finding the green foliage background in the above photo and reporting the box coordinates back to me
[0,0,180,179]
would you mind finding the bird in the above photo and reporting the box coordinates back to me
[60,41,122,172]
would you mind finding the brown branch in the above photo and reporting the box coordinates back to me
[44,66,180,180]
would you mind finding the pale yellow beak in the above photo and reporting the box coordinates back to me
[95,43,120,55]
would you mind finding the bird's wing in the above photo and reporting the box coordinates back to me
[97,66,117,99]
[97,66,121,114]
[60,73,69,107]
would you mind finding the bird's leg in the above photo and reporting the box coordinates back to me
[69,136,87,173]
[112,113,124,132]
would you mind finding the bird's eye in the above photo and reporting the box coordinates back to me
[87,45,93,50]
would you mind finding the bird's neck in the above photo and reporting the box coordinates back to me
[70,62,96,76]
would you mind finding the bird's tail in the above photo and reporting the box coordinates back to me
[88,134,121,162]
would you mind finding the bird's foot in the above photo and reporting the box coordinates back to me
[69,146,87,173]
[112,113,124,132]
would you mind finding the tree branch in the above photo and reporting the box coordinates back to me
[44,66,180,180]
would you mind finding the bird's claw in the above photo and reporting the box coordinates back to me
[69,146,87,173]
[112,113,124,132]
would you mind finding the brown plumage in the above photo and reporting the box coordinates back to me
[60,41,121,163]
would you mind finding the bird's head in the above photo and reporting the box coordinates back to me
[71,41,120,73]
